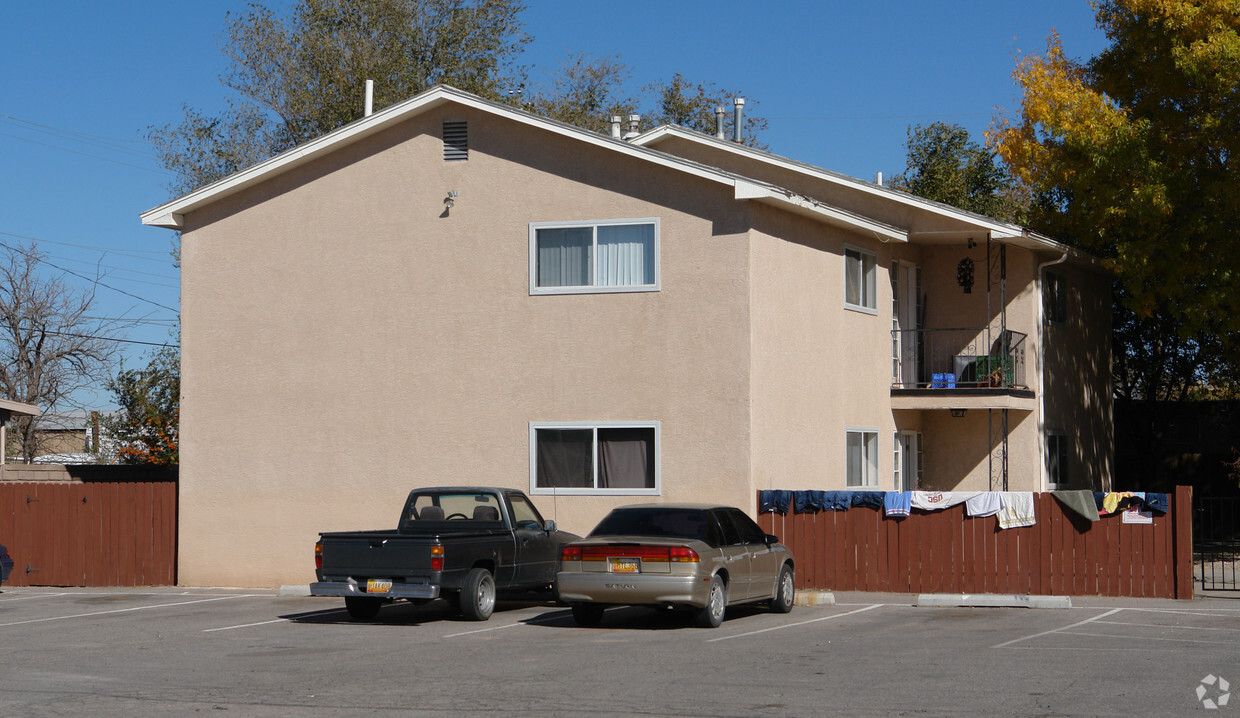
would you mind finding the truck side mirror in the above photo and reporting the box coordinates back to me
[544,520,557,534]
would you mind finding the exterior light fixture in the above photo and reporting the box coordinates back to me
[445,190,458,209]
[950,408,967,418]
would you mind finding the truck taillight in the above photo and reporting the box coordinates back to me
[561,545,581,561]
[430,544,444,571]
[315,541,323,569]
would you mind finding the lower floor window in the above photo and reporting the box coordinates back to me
[1047,431,1069,488]
[846,429,879,488]
[531,422,658,495]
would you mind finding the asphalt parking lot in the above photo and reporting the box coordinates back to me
[0,586,1236,717]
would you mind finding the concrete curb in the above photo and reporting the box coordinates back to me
[795,590,836,607]
[917,593,1071,609]
[279,585,312,597]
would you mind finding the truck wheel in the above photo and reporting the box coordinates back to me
[769,564,795,613]
[693,575,726,628]
[345,596,382,621]
[459,568,495,621]
[570,603,604,626]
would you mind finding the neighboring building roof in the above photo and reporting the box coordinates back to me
[31,410,117,432]
[140,85,907,242]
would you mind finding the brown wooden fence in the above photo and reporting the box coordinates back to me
[0,466,177,586]
[757,486,1193,599]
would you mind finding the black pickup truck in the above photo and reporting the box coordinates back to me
[311,487,579,621]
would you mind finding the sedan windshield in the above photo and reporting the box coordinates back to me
[589,508,716,544]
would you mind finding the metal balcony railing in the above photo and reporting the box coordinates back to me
[891,328,1027,390]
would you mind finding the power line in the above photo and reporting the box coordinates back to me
[0,114,156,160]
[0,230,175,260]
[0,113,151,146]
[768,110,1018,121]
[0,131,172,177]
[0,240,178,314]
[40,329,174,348]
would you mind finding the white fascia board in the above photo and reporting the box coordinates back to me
[734,181,908,242]
[634,126,1017,238]
[140,87,738,230]
[0,399,40,416]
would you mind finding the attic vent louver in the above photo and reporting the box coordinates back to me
[443,120,468,161]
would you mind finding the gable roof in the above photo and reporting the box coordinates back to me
[631,125,1085,258]
[140,85,906,242]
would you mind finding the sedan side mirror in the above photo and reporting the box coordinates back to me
[764,534,780,546]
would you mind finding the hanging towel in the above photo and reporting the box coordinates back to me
[965,492,1002,517]
[884,491,912,518]
[1101,491,1137,515]
[911,491,980,511]
[1143,493,1169,514]
[1051,490,1099,522]
[998,492,1036,529]
[849,491,886,509]
[759,490,792,515]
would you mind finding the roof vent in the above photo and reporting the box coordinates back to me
[443,120,468,161]
[733,98,745,143]
[623,114,641,141]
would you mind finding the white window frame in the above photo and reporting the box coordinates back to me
[1046,430,1069,489]
[893,431,923,492]
[845,427,880,488]
[529,218,660,295]
[843,243,878,314]
[529,421,660,496]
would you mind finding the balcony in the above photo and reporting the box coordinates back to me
[890,328,1033,409]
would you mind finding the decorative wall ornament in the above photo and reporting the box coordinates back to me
[957,257,975,294]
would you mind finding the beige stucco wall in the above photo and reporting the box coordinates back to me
[178,105,755,587]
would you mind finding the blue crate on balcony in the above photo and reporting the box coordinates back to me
[931,373,956,388]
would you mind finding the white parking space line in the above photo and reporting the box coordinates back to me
[443,617,564,638]
[1064,630,1239,646]
[203,608,346,633]
[0,592,69,602]
[1092,620,1240,633]
[991,608,1122,649]
[0,594,260,628]
[706,603,886,643]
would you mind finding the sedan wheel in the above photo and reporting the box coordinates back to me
[694,575,726,628]
[570,603,605,626]
[459,568,496,621]
[769,564,795,613]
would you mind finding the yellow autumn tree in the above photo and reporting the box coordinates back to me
[991,0,1240,399]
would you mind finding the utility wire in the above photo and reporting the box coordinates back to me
[0,230,174,259]
[0,131,172,177]
[0,240,178,313]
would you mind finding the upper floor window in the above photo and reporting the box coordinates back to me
[844,245,877,313]
[1044,270,1067,324]
[1046,431,1069,488]
[530,421,659,495]
[846,428,879,488]
[530,219,658,294]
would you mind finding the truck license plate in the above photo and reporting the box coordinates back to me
[366,578,393,593]
[609,558,640,573]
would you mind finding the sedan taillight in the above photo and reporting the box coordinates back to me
[561,545,582,561]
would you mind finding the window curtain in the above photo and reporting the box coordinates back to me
[597,224,654,287]
[845,250,862,306]
[536,429,592,487]
[537,227,592,287]
[598,427,654,488]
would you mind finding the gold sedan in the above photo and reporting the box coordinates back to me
[556,504,795,628]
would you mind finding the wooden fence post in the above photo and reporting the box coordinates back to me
[1174,485,1193,600]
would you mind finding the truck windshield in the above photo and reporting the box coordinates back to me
[407,492,503,523]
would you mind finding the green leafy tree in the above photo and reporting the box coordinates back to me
[526,54,638,133]
[990,1,1240,391]
[889,122,1025,222]
[148,0,532,195]
[105,346,180,466]
[644,73,768,147]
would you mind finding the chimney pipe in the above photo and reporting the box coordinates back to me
[876,171,883,186]
[715,106,726,139]
[732,97,745,143]
[624,113,641,140]
[364,79,374,117]
[610,115,623,139]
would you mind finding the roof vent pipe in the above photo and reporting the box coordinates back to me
[733,97,745,143]
[715,106,726,139]
[610,115,623,139]
[876,171,883,186]
[624,113,641,141]
[364,79,374,117]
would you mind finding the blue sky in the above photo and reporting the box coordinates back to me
[0,1,1107,408]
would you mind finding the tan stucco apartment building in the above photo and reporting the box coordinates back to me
[142,86,1112,588]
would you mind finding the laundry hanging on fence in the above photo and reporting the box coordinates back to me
[758,490,792,515]
[997,492,1036,529]
[910,491,980,511]
[965,492,1002,518]
[884,491,912,518]
[1052,490,1099,522]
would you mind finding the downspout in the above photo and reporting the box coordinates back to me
[1036,244,1070,491]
